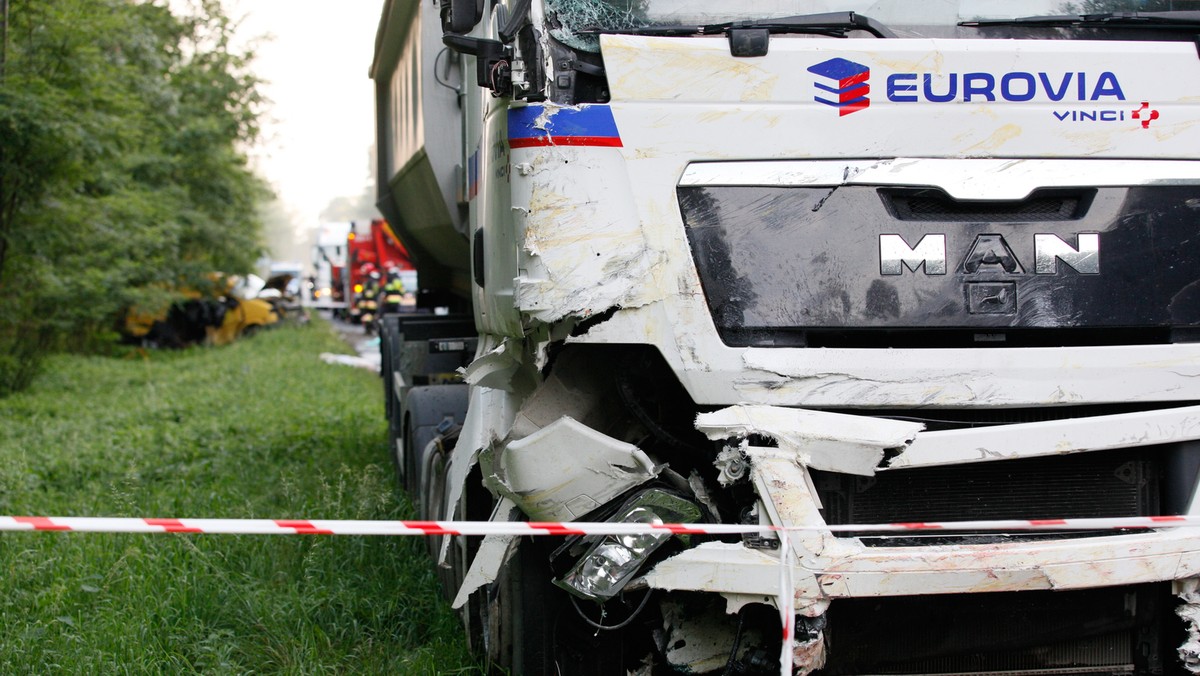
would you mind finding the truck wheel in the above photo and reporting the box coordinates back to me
[400,385,468,496]
[488,538,635,676]
[404,418,438,496]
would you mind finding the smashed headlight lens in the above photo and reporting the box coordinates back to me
[555,488,702,602]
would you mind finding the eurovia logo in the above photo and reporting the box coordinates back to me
[808,57,871,116]
[806,58,1156,129]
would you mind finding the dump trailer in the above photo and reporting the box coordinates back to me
[371,1,1200,674]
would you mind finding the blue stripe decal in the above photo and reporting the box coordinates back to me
[508,105,621,143]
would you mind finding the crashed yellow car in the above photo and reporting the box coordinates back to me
[121,276,279,348]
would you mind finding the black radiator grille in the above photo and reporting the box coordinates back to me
[823,585,1164,675]
[813,450,1160,542]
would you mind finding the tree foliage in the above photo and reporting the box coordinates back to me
[0,0,268,393]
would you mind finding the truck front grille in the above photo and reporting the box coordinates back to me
[812,449,1161,544]
[822,584,1166,675]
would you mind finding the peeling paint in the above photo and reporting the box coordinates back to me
[512,145,665,323]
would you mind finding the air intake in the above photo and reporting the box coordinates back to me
[883,188,1092,222]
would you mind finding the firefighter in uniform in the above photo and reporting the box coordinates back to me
[381,267,406,316]
[358,269,382,334]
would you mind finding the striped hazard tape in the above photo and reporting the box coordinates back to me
[0,514,1195,535]
[4,513,1197,676]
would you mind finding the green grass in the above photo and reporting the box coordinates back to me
[0,319,481,674]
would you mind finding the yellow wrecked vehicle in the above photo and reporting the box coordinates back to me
[122,275,280,348]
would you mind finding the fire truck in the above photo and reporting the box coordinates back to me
[345,218,415,325]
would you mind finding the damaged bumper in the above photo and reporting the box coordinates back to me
[650,403,1200,612]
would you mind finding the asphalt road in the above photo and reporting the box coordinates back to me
[320,312,382,372]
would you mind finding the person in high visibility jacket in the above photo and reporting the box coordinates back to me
[381,268,406,316]
[358,270,382,333]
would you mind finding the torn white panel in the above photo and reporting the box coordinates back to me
[643,542,785,597]
[439,385,521,567]
[721,592,779,616]
[510,138,666,323]
[452,498,521,610]
[462,338,523,391]
[891,404,1200,469]
[696,405,922,476]
[793,631,827,676]
[492,416,658,522]
[1177,578,1200,674]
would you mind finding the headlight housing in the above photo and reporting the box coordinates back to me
[554,488,701,602]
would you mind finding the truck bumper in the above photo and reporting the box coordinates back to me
[648,403,1200,612]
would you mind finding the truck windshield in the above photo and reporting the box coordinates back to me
[545,0,1200,50]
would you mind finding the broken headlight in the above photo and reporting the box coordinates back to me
[554,488,701,602]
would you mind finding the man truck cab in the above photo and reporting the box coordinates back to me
[373,2,1200,673]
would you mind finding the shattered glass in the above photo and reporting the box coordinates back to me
[544,0,651,51]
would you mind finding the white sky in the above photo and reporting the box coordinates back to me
[230,0,386,232]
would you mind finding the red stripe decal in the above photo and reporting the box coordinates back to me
[144,518,202,533]
[896,522,943,530]
[403,521,462,536]
[13,516,71,531]
[508,136,623,149]
[1029,519,1068,526]
[527,522,587,536]
[1151,516,1187,523]
[275,520,334,535]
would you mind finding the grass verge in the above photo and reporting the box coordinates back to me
[0,318,481,674]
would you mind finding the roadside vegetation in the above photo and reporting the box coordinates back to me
[0,0,269,395]
[0,321,480,673]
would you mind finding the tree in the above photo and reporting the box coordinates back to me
[0,0,268,394]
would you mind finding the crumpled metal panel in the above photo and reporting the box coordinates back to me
[491,416,658,522]
[696,405,922,476]
[452,498,521,610]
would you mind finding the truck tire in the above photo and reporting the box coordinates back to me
[488,538,634,676]
[400,385,468,495]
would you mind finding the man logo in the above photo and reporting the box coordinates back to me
[809,58,870,116]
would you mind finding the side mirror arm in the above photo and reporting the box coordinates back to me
[443,35,513,97]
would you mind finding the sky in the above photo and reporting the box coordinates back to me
[229,0,386,237]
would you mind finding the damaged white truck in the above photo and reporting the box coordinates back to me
[370,1,1200,674]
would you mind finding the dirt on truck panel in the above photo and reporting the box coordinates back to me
[371,1,1200,674]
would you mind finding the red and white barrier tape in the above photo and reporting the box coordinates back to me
[0,514,1195,535]
[5,513,1196,676]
